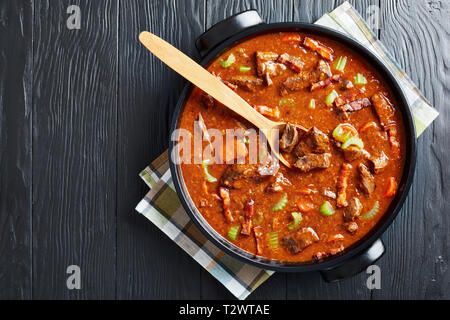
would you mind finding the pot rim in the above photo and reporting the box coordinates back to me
[168,22,417,272]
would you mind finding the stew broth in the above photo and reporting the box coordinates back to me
[178,32,405,262]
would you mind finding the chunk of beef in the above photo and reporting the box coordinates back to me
[263,73,273,86]
[369,151,388,174]
[317,59,332,80]
[337,163,352,207]
[343,146,363,162]
[345,221,358,234]
[201,93,215,109]
[277,53,305,73]
[340,79,354,90]
[323,188,337,199]
[358,163,375,196]
[343,197,363,222]
[336,98,371,112]
[265,172,292,193]
[255,51,286,86]
[313,245,345,261]
[334,93,357,107]
[255,52,279,76]
[219,164,262,189]
[294,127,330,157]
[280,123,299,153]
[257,153,280,176]
[212,72,238,90]
[280,72,312,96]
[282,227,319,254]
[282,236,300,254]
[294,153,331,173]
[303,37,335,61]
[371,93,395,128]
[229,75,263,92]
[310,74,341,91]
[297,227,320,251]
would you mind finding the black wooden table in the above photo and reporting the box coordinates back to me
[1,0,448,300]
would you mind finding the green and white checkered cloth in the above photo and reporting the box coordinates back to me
[135,1,439,300]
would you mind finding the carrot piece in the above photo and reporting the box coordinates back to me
[337,163,352,207]
[299,187,314,195]
[340,123,359,137]
[383,177,398,198]
[253,226,264,255]
[202,181,209,195]
[297,199,314,213]
[359,121,378,133]
[254,105,281,119]
[219,187,234,223]
[327,233,344,243]
[281,33,301,42]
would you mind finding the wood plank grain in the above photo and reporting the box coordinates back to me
[116,0,205,299]
[0,0,33,299]
[287,0,377,300]
[32,0,117,299]
[373,0,450,299]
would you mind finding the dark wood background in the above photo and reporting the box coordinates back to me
[1,0,448,300]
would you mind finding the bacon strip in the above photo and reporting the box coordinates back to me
[253,105,281,119]
[277,53,304,73]
[253,226,264,255]
[372,93,401,159]
[241,199,254,236]
[219,187,234,223]
[303,37,335,61]
[337,98,371,112]
[386,125,401,159]
[310,74,341,91]
[337,163,352,208]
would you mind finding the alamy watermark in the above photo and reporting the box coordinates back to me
[66,264,81,290]
[67,5,81,30]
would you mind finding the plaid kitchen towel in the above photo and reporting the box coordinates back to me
[135,1,439,300]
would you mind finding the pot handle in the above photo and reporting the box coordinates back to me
[320,239,385,282]
[195,10,264,58]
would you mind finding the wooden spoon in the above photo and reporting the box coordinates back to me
[139,31,306,168]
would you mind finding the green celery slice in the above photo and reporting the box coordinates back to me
[354,73,367,85]
[239,65,251,72]
[319,201,335,216]
[334,56,347,72]
[228,225,240,241]
[219,53,236,68]
[288,212,303,230]
[268,231,278,249]
[332,124,357,143]
[271,193,288,211]
[201,159,217,182]
[341,136,364,149]
[361,201,380,219]
[326,90,339,107]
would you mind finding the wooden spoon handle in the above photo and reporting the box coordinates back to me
[139,31,273,130]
